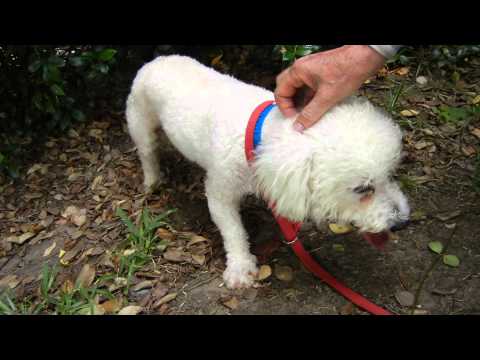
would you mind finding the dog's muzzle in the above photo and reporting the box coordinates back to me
[390,220,410,232]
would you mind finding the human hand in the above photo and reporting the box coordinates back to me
[274,45,386,132]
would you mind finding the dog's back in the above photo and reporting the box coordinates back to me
[126,55,272,170]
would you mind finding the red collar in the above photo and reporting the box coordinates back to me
[244,101,393,315]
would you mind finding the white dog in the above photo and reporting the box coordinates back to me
[126,55,410,288]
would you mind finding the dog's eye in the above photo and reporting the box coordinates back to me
[353,184,375,195]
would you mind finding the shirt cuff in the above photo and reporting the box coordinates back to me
[368,45,402,59]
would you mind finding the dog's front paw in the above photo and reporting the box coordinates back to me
[223,257,258,289]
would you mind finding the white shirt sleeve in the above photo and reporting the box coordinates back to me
[368,45,402,59]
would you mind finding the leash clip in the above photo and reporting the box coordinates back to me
[282,236,298,245]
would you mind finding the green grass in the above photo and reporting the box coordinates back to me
[116,207,175,291]
[398,174,420,192]
[0,207,176,315]
[434,104,480,125]
[0,263,116,315]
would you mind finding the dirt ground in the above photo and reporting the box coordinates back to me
[1,50,479,315]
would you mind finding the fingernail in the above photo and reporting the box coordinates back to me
[294,122,305,133]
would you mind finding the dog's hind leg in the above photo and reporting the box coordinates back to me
[126,95,164,193]
[205,176,258,289]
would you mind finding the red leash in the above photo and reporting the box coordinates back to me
[246,101,393,316]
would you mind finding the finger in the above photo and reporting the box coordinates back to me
[274,93,298,118]
[295,92,334,129]
[275,67,306,117]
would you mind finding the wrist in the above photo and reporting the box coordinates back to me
[368,45,402,59]
[344,45,386,76]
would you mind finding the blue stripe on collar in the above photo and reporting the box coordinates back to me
[253,103,276,149]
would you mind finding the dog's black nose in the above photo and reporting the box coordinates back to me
[390,220,410,232]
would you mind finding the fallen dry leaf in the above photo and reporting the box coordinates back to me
[152,283,169,299]
[61,205,87,227]
[163,248,188,263]
[0,274,20,289]
[471,94,480,105]
[329,223,354,235]
[132,280,155,292]
[118,305,143,315]
[436,210,461,222]
[108,277,128,292]
[414,141,432,150]
[43,241,57,258]
[191,254,206,266]
[61,279,75,294]
[340,302,355,315]
[211,54,223,67]
[471,128,480,139]
[27,163,49,176]
[156,228,175,242]
[88,129,104,142]
[153,293,177,308]
[6,232,35,245]
[76,263,96,288]
[274,265,294,282]
[222,296,239,310]
[400,109,420,117]
[123,248,136,256]
[100,298,122,314]
[257,265,272,281]
[186,235,209,247]
[78,305,105,315]
[24,193,43,200]
[394,67,410,76]
[462,145,476,157]
[39,216,54,229]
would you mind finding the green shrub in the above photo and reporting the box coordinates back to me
[0,46,119,136]
[274,45,322,65]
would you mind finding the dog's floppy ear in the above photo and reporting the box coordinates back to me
[253,138,313,222]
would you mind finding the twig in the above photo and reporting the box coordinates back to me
[184,274,220,292]
[410,226,458,314]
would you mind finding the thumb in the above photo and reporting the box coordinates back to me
[294,92,331,131]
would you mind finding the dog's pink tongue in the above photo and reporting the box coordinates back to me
[363,232,389,250]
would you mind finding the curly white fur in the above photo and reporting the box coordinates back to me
[126,55,410,288]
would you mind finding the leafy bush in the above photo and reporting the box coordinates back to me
[0,46,127,178]
[0,46,119,136]
[431,45,480,68]
[274,45,322,65]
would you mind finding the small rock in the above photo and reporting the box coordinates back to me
[395,290,415,307]
[416,76,428,85]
